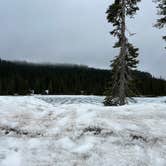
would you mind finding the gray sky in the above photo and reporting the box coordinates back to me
[0,0,165,78]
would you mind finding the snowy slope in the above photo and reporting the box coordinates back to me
[0,96,166,166]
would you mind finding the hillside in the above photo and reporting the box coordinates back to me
[0,59,166,96]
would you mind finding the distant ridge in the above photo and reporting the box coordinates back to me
[0,59,166,96]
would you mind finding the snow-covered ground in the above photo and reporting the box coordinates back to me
[0,95,166,166]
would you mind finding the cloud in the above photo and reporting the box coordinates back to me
[0,0,165,78]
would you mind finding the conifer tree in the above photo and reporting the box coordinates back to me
[155,0,166,48]
[104,0,140,106]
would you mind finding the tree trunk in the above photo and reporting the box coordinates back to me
[119,0,126,105]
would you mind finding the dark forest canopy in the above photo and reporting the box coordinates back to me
[0,59,166,96]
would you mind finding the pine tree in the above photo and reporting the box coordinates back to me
[104,0,140,106]
[155,0,166,48]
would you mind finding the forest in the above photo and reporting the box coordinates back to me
[0,59,165,96]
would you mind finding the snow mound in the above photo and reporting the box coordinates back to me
[0,96,166,166]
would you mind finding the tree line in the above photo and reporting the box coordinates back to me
[0,59,166,96]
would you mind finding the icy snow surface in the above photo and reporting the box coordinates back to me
[0,95,166,166]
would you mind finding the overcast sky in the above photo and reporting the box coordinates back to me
[0,0,165,78]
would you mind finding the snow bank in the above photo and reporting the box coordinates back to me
[0,96,166,166]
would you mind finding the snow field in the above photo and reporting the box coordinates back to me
[0,96,166,166]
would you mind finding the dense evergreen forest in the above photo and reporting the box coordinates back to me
[0,59,166,96]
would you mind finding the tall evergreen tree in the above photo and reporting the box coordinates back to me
[155,0,166,48]
[104,0,140,106]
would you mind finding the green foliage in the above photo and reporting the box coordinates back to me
[0,59,166,96]
[126,43,139,69]
[155,0,166,47]
[104,0,141,106]
[125,0,141,16]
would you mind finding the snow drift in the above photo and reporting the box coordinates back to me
[0,96,166,166]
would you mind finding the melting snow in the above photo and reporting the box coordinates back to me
[0,96,166,166]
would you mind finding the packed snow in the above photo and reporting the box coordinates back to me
[0,95,166,166]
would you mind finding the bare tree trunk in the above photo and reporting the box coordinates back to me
[119,0,126,105]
